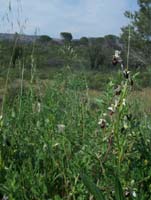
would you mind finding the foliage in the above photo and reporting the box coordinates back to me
[0,62,151,199]
[121,0,151,68]
[79,37,89,45]
[60,32,73,42]
[37,35,52,43]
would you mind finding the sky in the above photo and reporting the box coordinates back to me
[0,0,138,38]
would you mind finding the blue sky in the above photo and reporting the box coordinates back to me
[0,0,138,38]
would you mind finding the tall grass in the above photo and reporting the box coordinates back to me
[0,1,151,199]
[0,61,151,199]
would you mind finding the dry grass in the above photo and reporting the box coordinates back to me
[130,87,151,114]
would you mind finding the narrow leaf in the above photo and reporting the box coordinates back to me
[81,174,105,200]
[114,176,125,200]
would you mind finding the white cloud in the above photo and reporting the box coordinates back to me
[0,0,138,38]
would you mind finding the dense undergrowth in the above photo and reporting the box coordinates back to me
[0,65,151,200]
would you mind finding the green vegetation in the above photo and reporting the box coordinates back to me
[0,65,151,199]
[60,32,73,42]
[38,35,52,43]
[0,0,151,199]
[121,0,151,68]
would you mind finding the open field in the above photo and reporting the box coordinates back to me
[0,65,151,199]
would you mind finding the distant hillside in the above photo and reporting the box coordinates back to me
[0,33,40,43]
[0,33,123,48]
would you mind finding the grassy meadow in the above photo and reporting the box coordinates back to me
[0,7,151,197]
[0,39,151,200]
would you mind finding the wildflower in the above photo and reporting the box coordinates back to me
[98,119,106,129]
[103,113,107,117]
[125,189,130,197]
[115,50,121,58]
[112,50,123,65]
[123,70,130,79]
[57,124,65,133]
[132,191,137,198]
[108,104,116,115]
[52,143,60,148]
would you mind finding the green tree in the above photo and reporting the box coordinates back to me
[38,35,52,43]
[79,37,89,45]
[60,32,73,42]
[121,0,151,67]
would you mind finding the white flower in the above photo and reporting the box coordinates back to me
[98,119,106,128]
[108,106,114,112]
[57,124,65,133]
[123,70,130,79]
[115,50,121,58]
[132,191,137,198]
[108,104,116,115]
[103,113,107,117]
[52,143,60,148]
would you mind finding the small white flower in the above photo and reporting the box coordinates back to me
[115,50,121,58]
[108,104,116,115]
[103,113,107,117]
[98,118,106,125]
[52,143,60,148]
[98,119,106,128]
[0,115,3,120]
[108,106,114,112]
[132,191,137,198]
[123,70,130,79]
[57,124,65,133]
